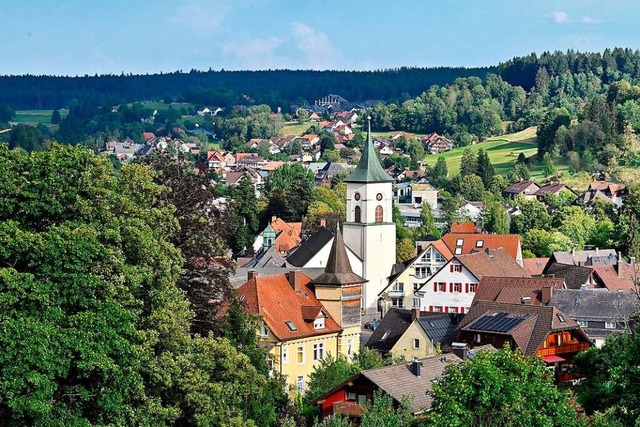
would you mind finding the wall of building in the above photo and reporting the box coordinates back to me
[390,321,436,360]
[415,260,479,314]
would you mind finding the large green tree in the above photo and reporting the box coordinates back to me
[426,346,583,427]
[264,163,315,221]
[0,144,279,426]
[228,174,260,255]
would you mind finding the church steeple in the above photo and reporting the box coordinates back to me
[344,116,394,183]
[313,226,367,286]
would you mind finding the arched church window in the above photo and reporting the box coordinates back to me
[354,206,362,223]
[375,205,383,223]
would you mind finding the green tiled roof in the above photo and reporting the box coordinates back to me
[345,119,394,183]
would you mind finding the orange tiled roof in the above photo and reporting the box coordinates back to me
[591,264,638,291]
[475,276,565,306]
[523,258,549,276]
[431,239,454,260]
[238,272,342,341]
[450,222,480,233]
[441,233,521,261]
[456,249,529,281]
[271,217,302,253]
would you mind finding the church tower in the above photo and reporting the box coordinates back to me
[343,117,396,314]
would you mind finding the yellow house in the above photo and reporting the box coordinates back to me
[238,227,366,394]
[390,311,461,360]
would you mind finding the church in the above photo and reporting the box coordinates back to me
[342,118,397,313]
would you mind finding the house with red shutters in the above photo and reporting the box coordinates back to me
[413,248,529,315]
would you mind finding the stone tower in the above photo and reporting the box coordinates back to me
[342,118,396,313]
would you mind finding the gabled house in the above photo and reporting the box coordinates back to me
[549,289,640,347]
[579,181,628,208]
[252,216,302,256]
[502,180,540,200]
[312,354,462,419]
[543,263,600,290]
[238,228,365,394]
[286,226,364,276]
[424,133,454,154]
[413,248,529,315]
[440,231,524,266]
[455,301,592,379]
[389,310,463,360]
[534,181,578,201]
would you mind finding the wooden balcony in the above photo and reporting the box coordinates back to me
[537,342,591,357]
[333,401,363,417]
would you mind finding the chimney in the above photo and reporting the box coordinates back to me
[288,270,305,292]
[247,270,258,281]
[571,248,575,256]
[271,216,277,224]
[411,308,420,321]
[617,251,623,278]
[595,247,599,255]
[320,218,326,227]
[541,285,553,305]
[452,342,469,360]
[411,358,421,377]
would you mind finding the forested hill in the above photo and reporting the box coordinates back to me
[0,67,494,110]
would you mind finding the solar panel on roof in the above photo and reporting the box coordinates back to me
[469,312,530,333]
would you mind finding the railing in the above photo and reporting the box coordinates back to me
[537,342,591,357]
[387,290,405,298]
[333,402,363,417]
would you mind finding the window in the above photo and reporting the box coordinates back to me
[454,247,462,255]
[412,298,420,308]
[297,346,305,365]
[358,394,367,405]
[449,306,456,313]
[453,264,462,273]
[313,343,325,361]
[354,192,361,201]
[392,282,404,292]
[456,238,463,246]
[605,321,616,329]
[282,347,289,364]
[475,333,481,343]
[354,206,361,223]
[347,392,357,401]
[261,322,269,338]
[413,283,420,291]
[413,339,420,349]
[375,205,384,223]
[347,338,354,356]
[314,316,325,330]
[438,282,446,292]
[475,240,484,248]
[577,320,588,328]
[469,283,477,293]
[454,283,462,292]
[296,375,305,394]
[435,252,445,262]
[392,298,404,308]
[433,306,441,313]
[415,267,428,278]
[557,314,565,323]
[285,321,297,331]
[423,252,432,262]
[381,331,390,341]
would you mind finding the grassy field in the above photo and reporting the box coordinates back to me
[421,127,572,180]
[280,121,313,136]
[12,109,68,125]
[136,101,195,112]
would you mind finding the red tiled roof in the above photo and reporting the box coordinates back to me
[441,233,522,261]
[591,264,638,291]
[238,272,342,341]
[143,132,156,140]
[456,249,529,281]
[270,217,302,253]
[431,239,454,260]
[475,276,565,305]
[523,258,549,275]
[235,152,258,162]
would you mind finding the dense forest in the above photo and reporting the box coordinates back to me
[0,67,493,110]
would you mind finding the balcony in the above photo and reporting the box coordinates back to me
[333,401,363,417]
[537,342,591,357]
[387,289,405,298]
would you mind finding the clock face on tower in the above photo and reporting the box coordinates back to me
[376,193,383,201]
[354,192,361,201]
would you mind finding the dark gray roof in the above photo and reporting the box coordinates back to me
[286,226,334,267]
[312,227,367,286]
[550,250,617,267]
[544,263,595,289]
[230,267,326,288]
[241,245,290,269]
[344,119,393,183]
[417,314,464,346]
[550,289,640,322]
[365,309,413,352]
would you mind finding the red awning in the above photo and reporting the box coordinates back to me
[543,355,566,364]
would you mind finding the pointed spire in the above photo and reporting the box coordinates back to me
[312,225,367,286]
[344,116,394,183]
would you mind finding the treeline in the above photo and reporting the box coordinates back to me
[0,67,492,110]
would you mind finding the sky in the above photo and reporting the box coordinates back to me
[3,0,640,76]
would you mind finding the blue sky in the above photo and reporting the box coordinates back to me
[2,0,639,75]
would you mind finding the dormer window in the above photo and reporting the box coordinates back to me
[314,316,325,330]
[261,322,269,338]
[454,247,462,255]
[476,240,484,248]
